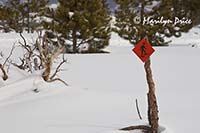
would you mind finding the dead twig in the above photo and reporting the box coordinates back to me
[18,33,39,72]
[46,78,68,86]
[47,54,68,86]
[12,58,25,70]
[0,64,8,80]
[120,125,152,133]
[50,54,66,80]
[0,43,17,80]
[3,43,16,68]
[20,33,27,47]
[136,98,143,120]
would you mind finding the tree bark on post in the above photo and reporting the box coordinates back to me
[144,58,159,133]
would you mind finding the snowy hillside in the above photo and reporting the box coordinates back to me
[0,31,199,133]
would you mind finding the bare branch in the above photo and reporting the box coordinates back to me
[0,43,17,80]
[20,33,27,46]
[120,125,151,132]
[36,32,67,86]
[0,64,8,80]
[3,43,16,68]
[46,78,68,86]
[76,38,93,49]
[18,41,30,53]
[136,99,143,120]
[50,55,66,80]
[50,46,65,62]
[11,58,25,70]
[19,33,31,53]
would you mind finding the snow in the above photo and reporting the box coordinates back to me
[167,26,200,47]
[0,30,199,133]
[49,3,59,10]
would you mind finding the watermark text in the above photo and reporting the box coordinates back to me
[134,16,192,26]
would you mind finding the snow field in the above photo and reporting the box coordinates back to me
[0,29,199,133]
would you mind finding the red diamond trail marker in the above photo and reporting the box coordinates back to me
[132,38,155,62]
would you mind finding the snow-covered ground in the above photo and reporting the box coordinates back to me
[167,26,200,47]
[0,28,199,133]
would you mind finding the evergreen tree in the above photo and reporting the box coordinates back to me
[45,0,111,53]
[0,0,49,33]
[114,0,198,46]
[25,0,49,32]
[172,0,200,27]
[0,5,10,32]
[4,0,24,32]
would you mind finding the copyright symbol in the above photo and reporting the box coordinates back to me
[134,16,141,24]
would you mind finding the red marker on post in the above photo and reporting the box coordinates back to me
[132,38,155,62]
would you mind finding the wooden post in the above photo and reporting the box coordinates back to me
[144,58,159,133]
[139,0,159,131]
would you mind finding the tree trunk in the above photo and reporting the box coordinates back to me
[27,0,30,33]
[144,58,159,133]
[72,28,77,53]
[52,10,55,32]
[42,63,51,82]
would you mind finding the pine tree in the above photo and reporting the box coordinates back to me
[4,0,24,32]
[115,0,165,46]
[0,0,49,33]
[114,0,197,46]
[0,5,10,32]
[46,0,111,53]
[172,0,200,27]
[26,0,49,32]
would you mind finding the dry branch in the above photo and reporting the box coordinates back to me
[50,55,66,80]
[12,58,25,70]
[3,44,16,68]
[20,33,27,46]
[120,125,152,133]
[0,43,17,80]
[36,31,67,86]
[136,99,142,120]
[0,64,8,80]
[17,33,39,72]
[46,78,68,86]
